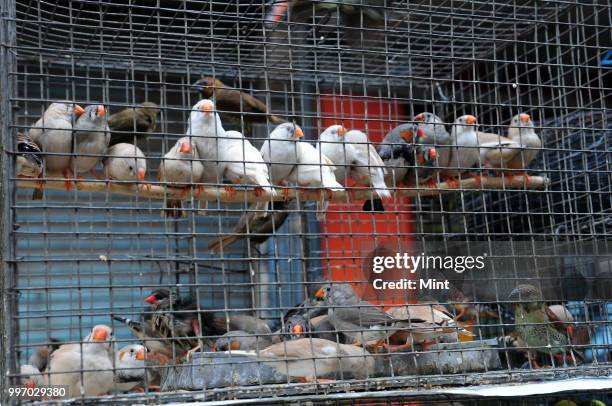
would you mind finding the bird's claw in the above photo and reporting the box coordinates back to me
[254,186,264,197]
[89,169,104,181]
[224,186,237,199]
[282,187,292,202]
[443,177,460,188]
[424,178,438,189]
[63,170,74,191]
[140,182,152,193]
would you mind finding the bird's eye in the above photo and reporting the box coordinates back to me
[128,166,134,171]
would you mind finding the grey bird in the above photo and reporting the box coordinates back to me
[213,330,272,352]
[315,283,424,349]
[28,101,85,198]
[72,104,110,179]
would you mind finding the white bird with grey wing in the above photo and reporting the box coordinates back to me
[318,126,390,208]
[45,325,115,398]
[113,344,147,393]
[158,137,204,218]
[28,101,85,197]
[102,143,149,190]
[72,104,110,178]
[440,115,480,186]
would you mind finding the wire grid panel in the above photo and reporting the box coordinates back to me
[1,0,611,403]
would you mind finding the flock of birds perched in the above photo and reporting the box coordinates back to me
[13,78,558,399]
[18,282,586,398]
[16,77,541,251]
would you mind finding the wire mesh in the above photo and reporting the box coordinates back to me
[0,0,611,404]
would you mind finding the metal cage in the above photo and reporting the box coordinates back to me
[0,0,610,404]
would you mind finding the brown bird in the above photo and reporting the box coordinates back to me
[253,338,374,382]
[108,102,159,146]
[386,304,474,352]
[193,76,285,129]
[112,315,198,362]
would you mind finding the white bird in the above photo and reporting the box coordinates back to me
[318,126,390,211]
[260,122,304,186]
[114,344,146,393]
[217,130,276,197]
[476,131,524,170]
[158,137,204,217]
[440,115,480,186]
[45,325,115,398]
[189,99,275,199]
[72,104,110,179]
[102,143,149,190]
[254,338,374,382]
[506,113,541,181]
[20,364,43,388]
[28,101,85,196]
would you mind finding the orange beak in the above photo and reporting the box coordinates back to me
[144,294,157,304]
[211,346,217,352]
[25,380,36,389]
[520,113,530,124]
[315,287,325,300]
[93,327,108,341]
[179,142,191,154]
[201,102,214,112]
[136,347,146,361]
[74,104,85,117]
[229,340,241,351]
[428,148,438,161]
[294,127,304,139]
[465,115,477,125]
[337,127,346,137]
[399,130,414,143]
[137,167,146,183]
[96,105,106,118]
[414,113,425,122]
[292,324,304,336]
[416,128,424,138]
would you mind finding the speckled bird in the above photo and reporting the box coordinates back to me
[508,284,582,367]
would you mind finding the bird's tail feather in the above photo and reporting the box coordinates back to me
[255,173,277,196]
[208,235,240,253]
[162,200,184,218]
[363,198,384,212]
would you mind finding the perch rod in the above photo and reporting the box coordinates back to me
[16,176,549,203]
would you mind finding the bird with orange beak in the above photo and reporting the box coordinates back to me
[20,364,43,389]
[188,99,275,200]
[506,113,541,182]
[72,104,110,180]
[102,143,150,191]
[440,115,480,187]
[213,330,272,352]
[45,325,115,398]
[114,344,150,393]
[28,101,86,198]
[315,283,425,349]
[158,137,204,218]
[378,123,422,188]
[318,125,390,214]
